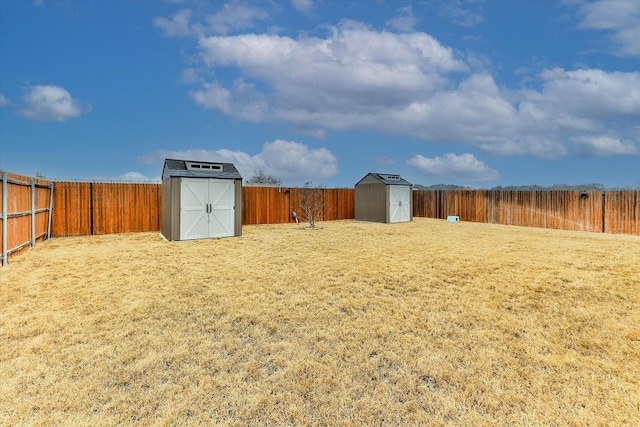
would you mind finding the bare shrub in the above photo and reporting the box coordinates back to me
[297,183,324,228]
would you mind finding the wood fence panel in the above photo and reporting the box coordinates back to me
[5,177,31,258]
[288,187,305,224]
[413,190,437,218]
[241,186,259,225]
[244,186,269,225]
[323,189,338,221]
[242,186,291,225]
[52,182,162,236]
[92,183,111,235]
[35,185,51,240]
[605,191,640,235]
[272,187,292,224]
[13,179,640,240]
[92,183,162,235]
[52,182,92,237]
[143,183,162,232]
[412,189,638,235]
[271,187,287,224]
[337,189,355,220]
[0,171,53,263]
[0,178,2,250]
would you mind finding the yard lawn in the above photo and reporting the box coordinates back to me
[1,218,639,426]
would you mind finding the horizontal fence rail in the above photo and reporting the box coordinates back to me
[2,170,638,266]
[0,170,53,265]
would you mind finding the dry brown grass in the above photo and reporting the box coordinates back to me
[1,218,639,426]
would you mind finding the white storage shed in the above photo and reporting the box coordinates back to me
[161,159,242,241]
[354,173,413,223]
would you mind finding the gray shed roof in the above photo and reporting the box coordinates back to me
[162,159,243,180]
[355,172,412,186]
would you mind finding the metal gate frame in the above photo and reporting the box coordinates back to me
[1,171,54,266]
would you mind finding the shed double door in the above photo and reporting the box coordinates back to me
[180,178,235,240]
[389,185,411,223]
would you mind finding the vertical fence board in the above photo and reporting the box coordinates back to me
[337,188,355,219]
[52,182,91,237]
[605,191,640,235]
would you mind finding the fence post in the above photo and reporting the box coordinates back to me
[2,171,7,266]
[90,182,94,236]
[602,192,606,233]
[31,178,36,248]
[47,182,54,239]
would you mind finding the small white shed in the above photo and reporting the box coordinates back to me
[355,173,413,223]
[161,159,242,241]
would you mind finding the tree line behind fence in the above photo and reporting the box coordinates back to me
[1,170,638,263]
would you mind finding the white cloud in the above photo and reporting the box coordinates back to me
[20,85,88,122]
[154,3,269,37]
[159,15,640,159]
[260,140,338,180]
[206,2,269,35]
[407,153,500,183]
[154,9,196,37]
[569,136,638,156]
[179,68,203,84]
[535,68,640,118]
[0,94,9,106]
[577,0,640,56]
[192,22,466,125]
[375,155,396,166]
[291,0,313,13]
[439,2,484,28]
[189,81,234,113]
[495,68,640,157]
[386,6,418,33]
[137,140,338,184]
[118,172,161,182]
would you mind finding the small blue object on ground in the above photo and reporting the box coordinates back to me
[447,216,460,222]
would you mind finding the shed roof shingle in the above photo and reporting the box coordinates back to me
[162,159,243,180]
[356,172,412,186]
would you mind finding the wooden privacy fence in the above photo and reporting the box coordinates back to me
[3,173,639,266]
[242,186,355,225]
[51,182,162,236]
[0,171,54,265]
[51,183,354,236]
[413,190,640,235]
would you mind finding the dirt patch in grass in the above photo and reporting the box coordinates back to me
[1,218,639,426]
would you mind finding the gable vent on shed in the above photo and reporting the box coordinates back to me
[186,161,223,171]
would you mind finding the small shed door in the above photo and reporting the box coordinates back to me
[180,178,236,240]
[389,185,411,223]
[180,178,210,240]
[208,179,235,238]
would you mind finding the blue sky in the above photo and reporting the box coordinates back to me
[1,0,639,188]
